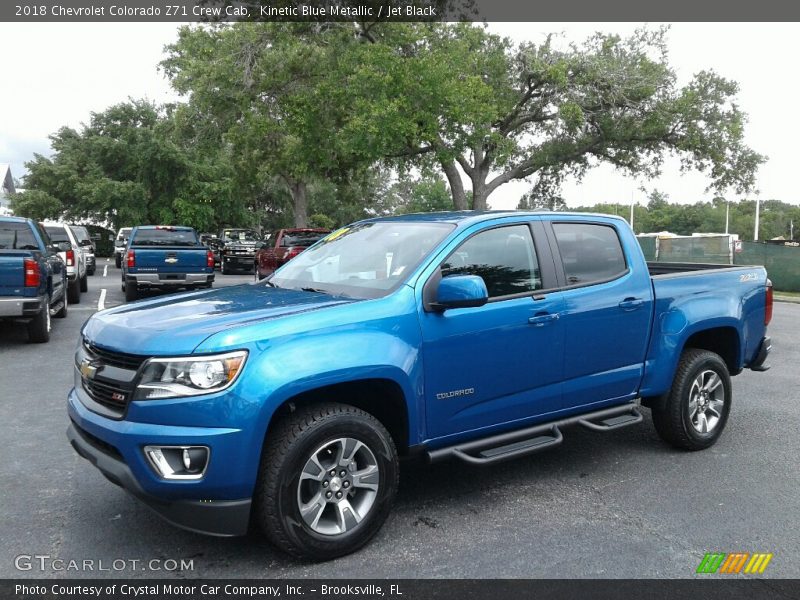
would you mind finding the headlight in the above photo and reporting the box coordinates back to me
[133,351,247,400]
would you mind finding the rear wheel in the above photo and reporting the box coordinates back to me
[80,273,88,292]
[651,349,732,451]
[115,254,121,269]
[27,298,51,343]
[253,403,399,560]
[67,278,81,304]
[125,282,139,302]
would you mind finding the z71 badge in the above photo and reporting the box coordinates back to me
[739,272,758,282]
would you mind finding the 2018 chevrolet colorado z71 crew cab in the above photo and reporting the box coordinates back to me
[67,212,772,560]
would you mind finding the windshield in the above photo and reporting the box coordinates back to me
[131,228,199,247]
[269,222,453,299]
[224,230,259,242]
[0,223,39,250]
[281,231,329,248]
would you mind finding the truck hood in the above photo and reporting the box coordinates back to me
[82,284,358,356]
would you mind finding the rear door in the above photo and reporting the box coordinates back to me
[419,220,565,440]
[545,219,653,410]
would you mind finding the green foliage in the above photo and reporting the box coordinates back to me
[391,174,454,215]
[8,190,63,222]
[572,196,800,241]
[309,213,336,230]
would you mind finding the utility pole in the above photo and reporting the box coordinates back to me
[754,194,761,241]
[630,190,635,232]
[725,200,730,235]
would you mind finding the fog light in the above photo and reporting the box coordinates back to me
[144,445,209,480]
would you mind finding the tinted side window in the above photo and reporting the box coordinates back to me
[442,225,541,298]
[552,223,627,285]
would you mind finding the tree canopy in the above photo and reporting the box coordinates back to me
[20,23,766,231]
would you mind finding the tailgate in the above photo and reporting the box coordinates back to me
[0,253,28,293]
[131,248,208,273]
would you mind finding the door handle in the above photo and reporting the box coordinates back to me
[619,297,644,311]
[528,313,559,326]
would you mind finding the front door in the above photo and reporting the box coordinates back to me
[419,222,565,440]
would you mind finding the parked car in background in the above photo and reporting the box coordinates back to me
[199,233,222,269]
[70,225,96,275]
[255,228,330,279]
[43,222,87,304]
[114,227,132,268]
[219,228,261,274]
[121,225,215,301]
[0,217,68,342]
[66,211,773,559]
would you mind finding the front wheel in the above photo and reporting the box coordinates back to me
[253,403,399,560]
[651,349,732,451]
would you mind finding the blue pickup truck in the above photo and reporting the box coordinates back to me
[67,212,772,559]
[0,216,69,342]
[121,225,215,301]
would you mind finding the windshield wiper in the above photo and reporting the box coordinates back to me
[300,286,326,293]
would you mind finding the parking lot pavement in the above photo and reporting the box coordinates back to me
[1,271,798,579]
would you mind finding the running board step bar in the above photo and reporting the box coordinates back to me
[427,402,640,466]
[578,408,643,431]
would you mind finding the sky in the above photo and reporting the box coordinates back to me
[1,22,798,210]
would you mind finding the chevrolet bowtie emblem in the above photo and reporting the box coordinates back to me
[165,257,178,263]
[79,358,100,380]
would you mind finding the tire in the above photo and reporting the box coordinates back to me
[68,278,81,304]
[88,267,95,276]
[125,282,139,302]
[651,349,732,451]
[221,260,228,275]
[54,291,68,319]
[80,273,88,292]
[115,254,121,269]
[27,299,51,343]
[253,402,399,560]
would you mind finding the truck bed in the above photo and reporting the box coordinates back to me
[647,261,747,276]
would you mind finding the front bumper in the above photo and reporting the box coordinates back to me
[749,336,771,371]
[67,388,252,536]
[0,295,45,317]
[222,254,255,266]
[127,273,214,288]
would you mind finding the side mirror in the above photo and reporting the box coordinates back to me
[433,275,488,311]
[56,241,72,252]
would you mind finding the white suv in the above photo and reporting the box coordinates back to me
[42,222,87,304]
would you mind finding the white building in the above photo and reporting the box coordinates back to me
[0,164,16,215]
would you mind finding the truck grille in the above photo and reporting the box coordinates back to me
[83,340,147,370]
[79,339,150,417]
[83,378,130,412]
